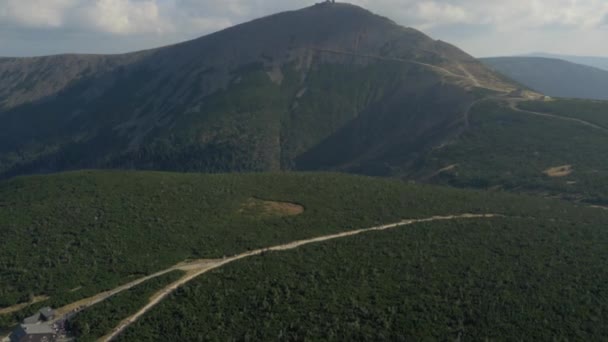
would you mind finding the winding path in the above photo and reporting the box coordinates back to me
[312,47,462,79]
[461,96,608,135]
[311,48,517,94]
[507,99,608,133]
[100,213,499,341]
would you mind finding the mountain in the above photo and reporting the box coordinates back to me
[3,4,608,338]
[527,52,608,71]
[481,57,608,100]
[8,2,608,205]
[0,2,520,179]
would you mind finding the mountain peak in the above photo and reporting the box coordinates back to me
[198,1,398,42]
[0,3,523,178]
[307,1,378,13]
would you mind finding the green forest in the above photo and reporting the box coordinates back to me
[1,170,579,309]
[1,171,607,339]
[117,216,608,341]
[2,3,608,341]
[519,98,608,128]
[418,99,608,204]
[67,271,184,342]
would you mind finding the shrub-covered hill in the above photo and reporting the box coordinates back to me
[117,216,608,341]
[414,98,608,204]
[0,170,598,310]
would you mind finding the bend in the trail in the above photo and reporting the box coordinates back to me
[507,99,608,133]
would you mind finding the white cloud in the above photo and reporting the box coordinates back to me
[3,0,608,34]
[78,0,171,34]
[185,16,233,33]
[413,2,470,29]
[0,0,75,28]
[346,0,608,31]
[1,0,608,56]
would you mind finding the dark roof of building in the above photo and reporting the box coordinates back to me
[22,314,41,325]
[39,307,55,319]
[20,307,56,326]
[20,323,54,335]
[11,323,55,341]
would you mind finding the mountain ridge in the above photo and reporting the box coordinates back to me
[526,52,608,71]
[482,56,608,100]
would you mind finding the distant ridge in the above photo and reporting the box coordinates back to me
[482,56,608,100]
[526,52,608,71]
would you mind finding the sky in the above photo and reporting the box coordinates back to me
[1,0,608,57]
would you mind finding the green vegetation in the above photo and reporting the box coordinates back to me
[67,270,185,342]
[519,98,608,128]
[107,62,418,173]
[418,99,608,204]
[0,170,593,311]
[3,4,608,340]
[117,216,608,341]
[0,59,454,179]
[0,3,499,180]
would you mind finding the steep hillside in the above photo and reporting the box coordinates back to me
[0,3,517,178]
[482,57,608,100]
[0,53,150,110]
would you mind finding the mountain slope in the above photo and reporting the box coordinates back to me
[410,97,608,204]
[0,3,518,178]
[482,57,608,100]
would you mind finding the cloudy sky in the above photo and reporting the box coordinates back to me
[1,0,607,57]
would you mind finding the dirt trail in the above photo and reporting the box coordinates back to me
[53,270,177,319]
[463,96,608,134]
[312,47,463,79]
[457,64,481,87]
[312,48,517,94]
[0,296,49,316]
[463,97,492,128]
[507,99,608,133]
[100,213,499,341]
[54,258,220,320]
